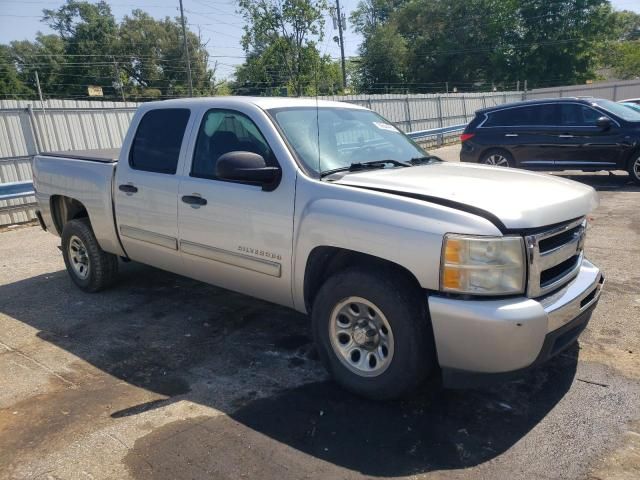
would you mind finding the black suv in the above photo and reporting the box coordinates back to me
[460,97,640,184]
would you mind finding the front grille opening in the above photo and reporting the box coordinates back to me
[541,254,580,286]
[539,225,582,253]
[580,288,597,308]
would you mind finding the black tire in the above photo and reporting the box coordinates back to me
[628,154,640,185]
[61,218,118,292]
[480,148,513,168]
[311,267,435,400]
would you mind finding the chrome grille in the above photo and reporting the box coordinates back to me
[525,217,587,297]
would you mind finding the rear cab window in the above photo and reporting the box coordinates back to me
[129,109,191,174]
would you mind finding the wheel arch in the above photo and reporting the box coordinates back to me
[50,195,90,235]
[303,246,423,314]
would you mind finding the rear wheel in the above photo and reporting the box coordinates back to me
[628,154,640,185]
[480,149,513,167]
[312,267,434,400]
[61,218,118,292]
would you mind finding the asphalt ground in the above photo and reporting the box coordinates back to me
[1,144,639,479]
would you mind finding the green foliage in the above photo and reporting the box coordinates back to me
[235,0,340,96]
[353,0,622,92]
[609,40,640,79]
[0,45,34,99]
[354,22,407,92]
[0,0,223,100]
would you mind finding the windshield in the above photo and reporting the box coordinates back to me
[622,102,640,114]
[268,107,427,175]
[593,99,640,122]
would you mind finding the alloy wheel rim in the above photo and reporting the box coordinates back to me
[329,297,394,377]
[68,235,90,280]
[484,154,510,167]
[634,157,640,179]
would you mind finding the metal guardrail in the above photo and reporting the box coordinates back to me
[0,124,467,206]
[0,181,34,201]
[406,123,467,141]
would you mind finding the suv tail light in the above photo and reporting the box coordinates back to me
[460,133,475,142]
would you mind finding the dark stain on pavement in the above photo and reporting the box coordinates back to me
[124,353,578,479]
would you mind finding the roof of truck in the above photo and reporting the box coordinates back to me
[142,96,367,111]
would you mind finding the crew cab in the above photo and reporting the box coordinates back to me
[33,97,604,399]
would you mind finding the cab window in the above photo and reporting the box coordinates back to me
[191,109,276,179]
[129,109,190,174]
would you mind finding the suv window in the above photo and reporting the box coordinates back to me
[483,104,559,127]
[191,109,276,179]
[129,109,190,174]
[560,104,601,126]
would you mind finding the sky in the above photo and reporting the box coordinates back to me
[0,0,639,80]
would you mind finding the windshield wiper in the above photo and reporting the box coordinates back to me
[320,159,410,178]
[408,155,442,165]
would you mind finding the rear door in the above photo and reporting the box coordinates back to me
[482,104,560,169]
[555,103,622,169]
[114,108,192,273]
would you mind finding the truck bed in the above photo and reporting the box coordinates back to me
[33,148,124,257]
[40,148,120,163]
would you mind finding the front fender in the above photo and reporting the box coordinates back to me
[291,176,501,312]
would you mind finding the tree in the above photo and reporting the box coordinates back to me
[354,23,408,92]
[117,10,216,98]
[42,0,119,97]
[0,45,33,99]
[236,0,333,96]
[352,0,618,92]
[609,40,640,79]
[2,0,225,100]
[602,10,640,79]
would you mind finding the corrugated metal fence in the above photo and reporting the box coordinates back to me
[0,99,138,226]
[526,79,640,102]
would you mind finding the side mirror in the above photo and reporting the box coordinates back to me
[596,116,611,130]
[216,151,281,191]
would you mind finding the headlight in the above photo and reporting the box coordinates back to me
[440,234,526,295]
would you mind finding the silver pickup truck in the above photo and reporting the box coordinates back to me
[33,97,604,399]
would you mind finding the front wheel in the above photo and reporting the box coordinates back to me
[312,268,435,400]
[61,218,119,292]
[628,154,640,185]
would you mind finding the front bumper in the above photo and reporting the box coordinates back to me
[428,259,603,387]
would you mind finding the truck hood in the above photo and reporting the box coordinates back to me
[334,162,598,230]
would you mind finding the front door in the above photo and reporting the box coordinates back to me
[177,108,295,307]
[554,103,622,169]
[114,108,191,273]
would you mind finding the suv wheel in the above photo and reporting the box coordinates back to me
[629,154,640,185]
[481,149,513,167]
[61,218,119,292]
[312,267,434,400]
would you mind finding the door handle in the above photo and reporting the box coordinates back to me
[118,184,138,194]
[505,133,519,137]
[559,134,574,138]
[181,195,207,207]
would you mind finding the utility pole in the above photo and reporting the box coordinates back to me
[34,70,52,150]
[178,0,194,97]
[112,57,126,102]
[335,0,347,90]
